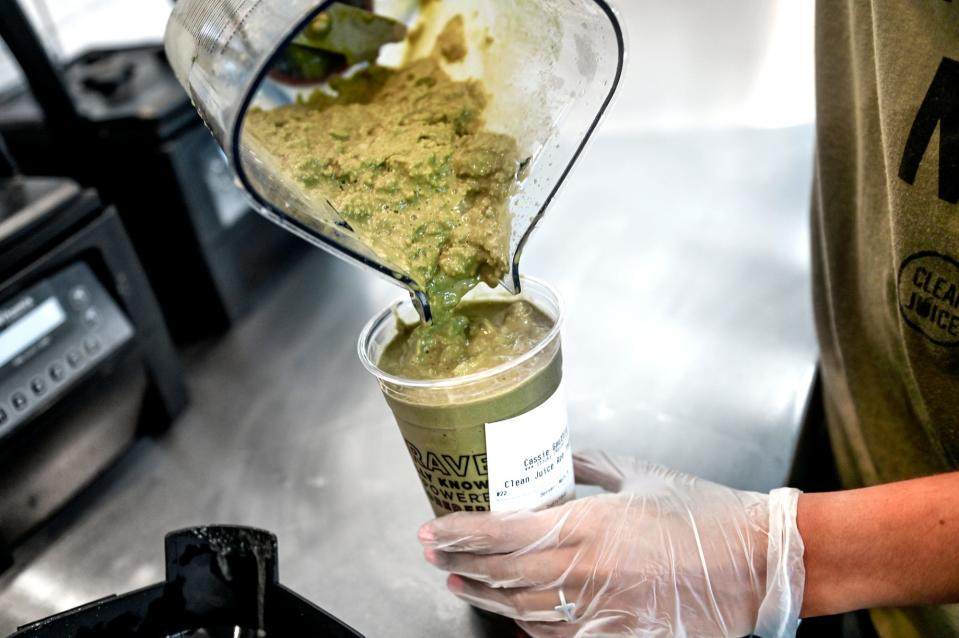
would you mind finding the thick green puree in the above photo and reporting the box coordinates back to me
[248,15,551,380]
[246,43,518,308]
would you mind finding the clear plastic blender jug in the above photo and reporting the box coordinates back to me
[164,0,624,320]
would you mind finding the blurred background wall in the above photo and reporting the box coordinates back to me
[0,0,171,90]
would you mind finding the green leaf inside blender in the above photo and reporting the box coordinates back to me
[272,4,407,83]
[294,4,408,66]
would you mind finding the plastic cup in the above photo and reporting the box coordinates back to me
[358,277,575,516]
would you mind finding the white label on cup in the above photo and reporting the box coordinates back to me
[485,381,575,512]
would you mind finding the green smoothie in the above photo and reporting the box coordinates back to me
[379,299,554,380]
[383,335,563,515]
[245,16,520,320]
[252,8,574,515]
[360,280,569,516]
[247,11,549,382]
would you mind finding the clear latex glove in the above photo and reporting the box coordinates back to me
[418,451,805,638]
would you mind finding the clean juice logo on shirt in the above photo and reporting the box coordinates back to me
[899,252,959,346]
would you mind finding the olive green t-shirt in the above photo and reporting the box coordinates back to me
[812,0,959,635]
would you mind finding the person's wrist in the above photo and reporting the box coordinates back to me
[797,489,875,617]
[796,491,836,617]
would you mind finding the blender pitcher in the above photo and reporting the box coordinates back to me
[164,0,624,320]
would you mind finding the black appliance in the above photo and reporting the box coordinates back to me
[8,526,365,638]
[0,175,187,560]
[0,1,309,342]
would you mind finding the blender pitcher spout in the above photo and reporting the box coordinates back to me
[411,289,431,324]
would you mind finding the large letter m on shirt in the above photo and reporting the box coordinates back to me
[899,57,959,205]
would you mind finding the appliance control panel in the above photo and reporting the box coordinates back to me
[0,262,134,439]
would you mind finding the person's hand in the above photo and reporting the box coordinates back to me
[417,451,805,637]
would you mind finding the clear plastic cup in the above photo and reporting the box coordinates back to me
[358,277,574,516]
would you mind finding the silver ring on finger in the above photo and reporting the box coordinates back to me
[554,588,577,622]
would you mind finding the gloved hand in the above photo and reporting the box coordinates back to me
[418,451,805,638]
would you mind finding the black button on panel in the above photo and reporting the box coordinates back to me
[67,350,82,368]
[30,377,46,395]
[50,363,65,381]
[83,307,99,328]
[84,337,101,355]
[11,393,27,411]
[70,286,90,309]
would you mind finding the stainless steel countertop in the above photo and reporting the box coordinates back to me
[0,124,817,636]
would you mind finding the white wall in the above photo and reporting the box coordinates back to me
[602,0,815,133]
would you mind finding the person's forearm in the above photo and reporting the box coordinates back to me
[798,471,959,617]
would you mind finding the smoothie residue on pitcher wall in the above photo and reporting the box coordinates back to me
[246,11,553,380]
